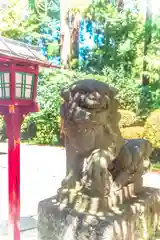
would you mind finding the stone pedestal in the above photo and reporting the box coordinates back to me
[38,186,160,240]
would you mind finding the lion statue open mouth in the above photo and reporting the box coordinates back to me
[58,79,152,204]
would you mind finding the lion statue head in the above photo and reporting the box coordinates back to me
[60,79,124,160]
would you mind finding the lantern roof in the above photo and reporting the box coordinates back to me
[0,36,60,68]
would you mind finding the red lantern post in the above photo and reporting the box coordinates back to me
[0,37,60,239]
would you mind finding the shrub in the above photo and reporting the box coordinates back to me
[23,69,83,145]
[119,109,136,128]
[143,110,160,148]
[21,115,37,141]
[150,149,160,163]
[81,67,140,112]
[20,69,142,145]
[137,81,160,121]
[0,69,141,145]
[121,126,144,139]
[102,67,140,112]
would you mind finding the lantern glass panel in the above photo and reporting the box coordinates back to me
[0,72,10,99]
[15,72,22,98]
[15,72,34,99]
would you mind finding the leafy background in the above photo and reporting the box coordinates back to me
[0,0,160,149]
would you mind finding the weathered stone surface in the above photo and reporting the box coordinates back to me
[59,79,152,199]
[57,179,143,214]
[38,79,156,240]
[111,139,152,189]
[38,187,160,240]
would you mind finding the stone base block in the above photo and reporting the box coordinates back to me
[57,180,143,214]
[38,187,160,240]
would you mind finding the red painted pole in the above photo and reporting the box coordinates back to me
[1,103,39,239]
[6,111,21,240]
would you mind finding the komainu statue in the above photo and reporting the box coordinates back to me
[38,79,160,240]
[58,79,152,213]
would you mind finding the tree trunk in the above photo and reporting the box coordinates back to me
[70,12,81,60]
[60,10,81,68]
[60,11,71,68]
[116,0,124,11]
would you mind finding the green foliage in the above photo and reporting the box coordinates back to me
[119,109,136,128]
[81,1,160,123]
[81,67,140,112]
[0,0,31,40]
[1,0,160,146]
[152,162,160,171]
[83,2,144,74]
[21,115,37,141]
[28,0,60,20]
[0,0,37,40]
[76,67,140,112]
[20,68,141,144]
[143,110,160,148]
[137,80,160,120]
[0,67,159,145]
[146,15,160,79]
[103,67,140,112]
[47,42,59,57]
[23,69,82,145]
[0,69,81,144]
[0,0,60,46]
[71,67,140,112]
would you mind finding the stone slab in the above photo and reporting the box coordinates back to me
[58,179,143,214]
[38,187,160,240]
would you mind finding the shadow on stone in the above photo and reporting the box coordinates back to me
[38,187,160,240]
[38,79,160,240]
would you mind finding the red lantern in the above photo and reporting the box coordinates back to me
[0,37,60,240]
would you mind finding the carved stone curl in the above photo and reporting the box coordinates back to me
[58,79,152,212]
